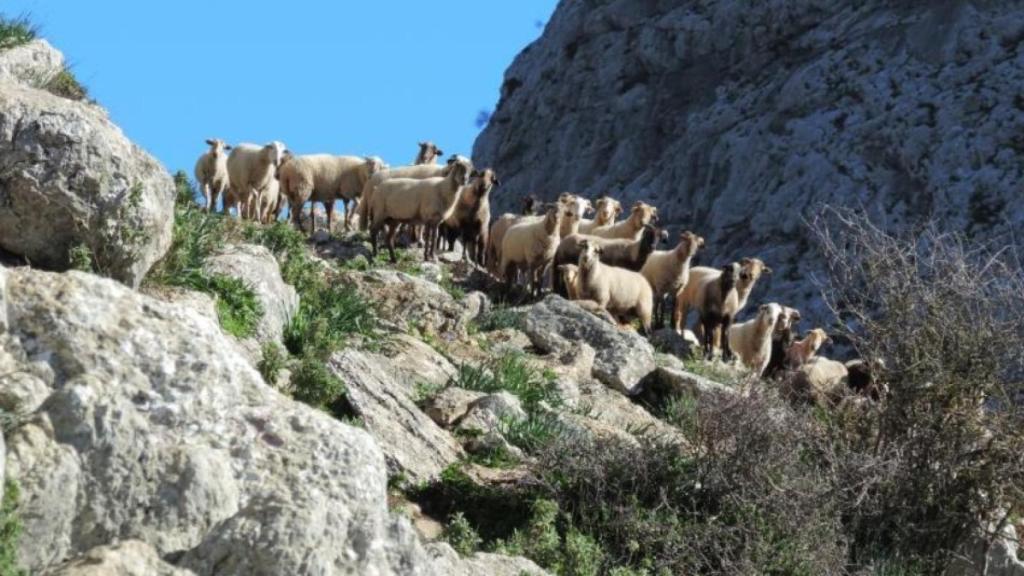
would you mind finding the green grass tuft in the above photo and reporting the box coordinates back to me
[290,356,347,416]
[258,343,286,385]
[0,14,36,51]
[0,480,26,576]
[45,67,87,101]
[67,243,94,273]
[450,353,561,412]
[445,512,482,557]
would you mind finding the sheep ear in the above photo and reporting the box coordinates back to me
[205,139,216,146]
[763,266,773,275]
[739,257,753,266]
[492,176,501,187]
[224,144,233,151]
[419,141,427,147]
[435,148,444,156]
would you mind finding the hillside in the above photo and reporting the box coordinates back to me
[474,0,1024,325]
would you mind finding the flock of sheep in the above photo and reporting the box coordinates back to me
[194,139,882,403]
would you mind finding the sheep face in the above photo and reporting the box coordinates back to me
[757,303,783,332]
[805,328,830,352]
[630,202,658,226]
[679,231,704,259]
[557,264,580,297]
[775,306,802,335]
[522,195,538,215]
[416,141,443,164]
[205,139,230,154]
[261,141,288,179]
[593,196,620,224]
[449,161,472,187]
[543,203,563,232]
[720,262,740,292]
[578,240,602,270]
[365,156,386,176]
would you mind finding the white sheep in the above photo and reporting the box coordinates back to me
[640,231,704,327]
[487,194,576,277]
[786,328,831,369]
[499,203,563,297]
[226,141,288,221]
[368,160,472,262]
[558,193,593,237]
[576,239,654,334]
[587,201,658,240]
[727,303,783,377]
[357,154,472,231]
[578,195,622,234]
[781,357,849,407]
[557,263,582,300]
[279,153,384,234]
[194,138,231,213]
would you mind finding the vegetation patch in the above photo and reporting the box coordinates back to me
[44,67,87,101]
[0,481,25,576]
[450,353,560,413]
[0,14,36,50]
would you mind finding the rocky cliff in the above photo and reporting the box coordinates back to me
[474,0,1024,324]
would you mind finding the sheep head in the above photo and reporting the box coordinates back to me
[774,306,802,336]
[416,141,443,164]
[364,156,386,176]
[593,196,620,224]
[448,161,472,186]
[630,201,658,226]
[757,303,783,332]
[578,240,603,270]
[805,328,830,352]
[261,141,288,179]
[205,138,231,154]
[720,262,741,293]
[522,195,538,215]
[678,231,705,259]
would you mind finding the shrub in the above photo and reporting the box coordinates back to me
[0,481,25,576]
[445,512,482,556]
[258,342,286,385]
[44,67,87,101]
[494,499,606,576]
[0,14,36,50]
[67,243,93,272]
[290,356,348,417]
[473,306,525,332]
[810,208,1024,568]
[498,413,567,455]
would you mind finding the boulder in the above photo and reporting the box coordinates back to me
[649,328,699,359]
[423,388,487,428]
[342,269,469,339]
[202,243,299,344]
[425,543,549,576]
[456,392,528,437]
[0,64,174,286]
[329,349,464,484]
[524,295,655,395]
[382,333,457,390]
[43,541,194,576]
[0,267,433,574]
[0,40,64,88]
[638,366,737,408]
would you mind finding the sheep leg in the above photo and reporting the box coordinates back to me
[326,201,335,235]
[291,198,303,231]
[701,317,715,360]
[386,224,399,263]
[308,202,317,236]
[720,316,734,362]
[672,299,688,334]
[342,200,352,231]
[202,182,212,213]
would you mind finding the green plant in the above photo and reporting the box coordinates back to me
[494,499,606,576]
[283,282,377,358]
[499,413,566,454]
[258,342,286,385]
[473,307,525,332]
[0,480,25,576]
[290,356,347,416]
[445,512,482,556]
[0,14,36,50]
[67,243,93,272]
[439,269,465,300]
[206,274,262,338]
[450,354,561,412]
[44,67,87,101]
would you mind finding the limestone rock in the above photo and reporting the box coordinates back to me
[0,64,174,286]
[382,333,457,390]
[423,388,487,428]
[524,295,655,395]
[474,0,1024,329]
[0,40,64,88]
[0,267,434,574]
[202,243,299,344]
[425,543,550,576]
[343,269,469,339]
[329,348,464,484]
[43,540,194,576]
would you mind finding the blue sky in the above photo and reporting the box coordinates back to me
[5,1,556,174]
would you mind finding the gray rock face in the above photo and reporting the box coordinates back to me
[203,244,299,344]
[524,295,655,394]
[43,540,195,576]
[0,67,174,286]
[474,0,1024,327]
[382,333,457,389]
[424,388,487,428]
[0,40,64,87]
[329,349,465,484]
[0,267,430,575]
[343,269,469,339]
[948,526,1024,576]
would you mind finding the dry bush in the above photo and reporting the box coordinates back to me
[810,207,1024,568]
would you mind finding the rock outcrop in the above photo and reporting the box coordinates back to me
[524,295,655,394]
[474,0,1024,326]
[203,243,299,344]
[0,41,174,286]
[0,266,440,574]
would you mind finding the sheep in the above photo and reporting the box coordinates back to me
[780,357,849,407]
[640,231,705,328]
[279,154,385,234]
[727,303,783,377]
[696,263,740,360]
[438,168,500,265]
[414,141,444,165]
[499,203,563,297]
[487,194,574,276]
[558,194,593,237]
[226,141,288,221]
[575,240,654,334]
[557,263,582,300]
[786,328,831,369]
[357,154,472,231]
[578,195,622,234]
[368,160,472,263]
[673,257,772,342]
[194,138,232,213]
[845,358,888,402]
[587,201,657,240]
[552,225,662,297]
[764,306,802,380]
[521,195,539,215]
